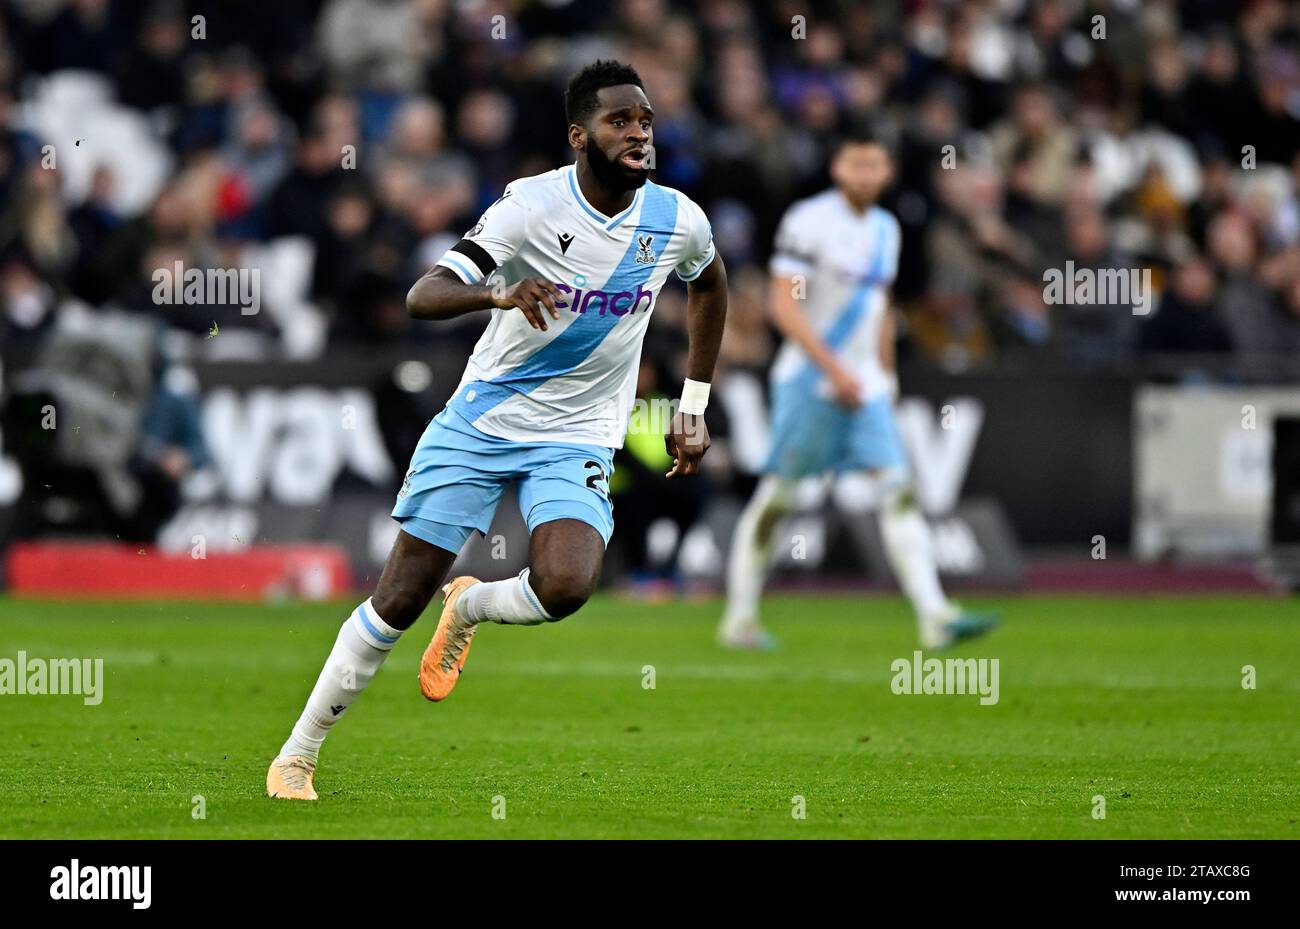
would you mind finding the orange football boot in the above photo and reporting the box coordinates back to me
[266,754,318,800]
[420,576,482,701]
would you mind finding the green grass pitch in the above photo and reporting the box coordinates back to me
[0,594,1296,838]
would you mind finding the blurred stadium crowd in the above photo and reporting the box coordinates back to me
[1,0,1299,562]
[3,0,1300,370]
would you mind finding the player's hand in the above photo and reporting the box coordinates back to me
[159,447,191,480]
[828,365,865,409]
[665,410,709,478]
[495,277,561,331]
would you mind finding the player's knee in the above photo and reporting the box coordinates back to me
[753,479,795,538]
[531,565,596,619]
[755,497,791,539]
[881,481,917,515]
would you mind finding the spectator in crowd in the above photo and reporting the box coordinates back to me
[126,365,209,542]
[988,83,1078,208]
[1212,209,1279,355]
[116,3,190,113]
[1139,257,1234,356]
[266,122,348,242]
[1052,207,1141,366]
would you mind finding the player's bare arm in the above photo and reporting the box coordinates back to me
[879,299,896,373]
[879,297,898,399]
[769,272,864,408]
[406,266,562,331]
[666,250,727,478]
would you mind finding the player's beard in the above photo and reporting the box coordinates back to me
[585,136,649,193]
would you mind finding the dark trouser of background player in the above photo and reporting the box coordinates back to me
[611,449,707,588]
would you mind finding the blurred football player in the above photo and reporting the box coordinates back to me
[718,133,997,651]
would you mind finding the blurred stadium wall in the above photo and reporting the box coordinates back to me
[1,0,1299,594]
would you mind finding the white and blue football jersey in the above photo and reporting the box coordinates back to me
[433,164,715,448]
[768,189,900,402]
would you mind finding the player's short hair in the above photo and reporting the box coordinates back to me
[835,127,894,159]
[565,60,645,127]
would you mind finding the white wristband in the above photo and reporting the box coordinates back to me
[679,378,711,416]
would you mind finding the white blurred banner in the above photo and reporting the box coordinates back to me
[1135,385,1300,559]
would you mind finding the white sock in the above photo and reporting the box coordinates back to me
[877,482,956,637]
[279,598,402,761]
[455,568,553,625]
[722,476,795,634]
